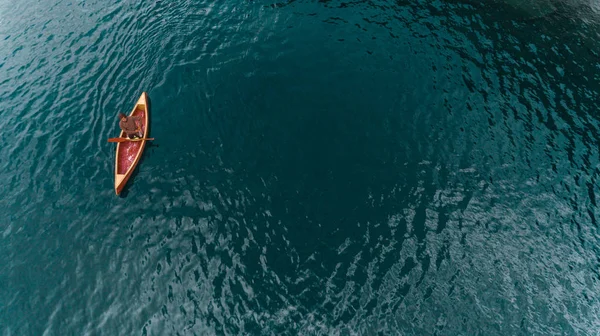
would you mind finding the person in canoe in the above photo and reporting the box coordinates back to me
[118,112,143,139]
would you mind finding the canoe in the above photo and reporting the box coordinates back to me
[114,92,149,195]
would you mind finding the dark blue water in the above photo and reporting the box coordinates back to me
[2,0,600,334]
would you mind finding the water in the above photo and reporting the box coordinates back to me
[1,0,600,334]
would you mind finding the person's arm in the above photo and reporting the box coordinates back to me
[133,116,142,131]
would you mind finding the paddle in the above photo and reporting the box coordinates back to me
[108,137,155,143]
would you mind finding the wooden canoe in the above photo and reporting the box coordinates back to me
[114,92,149,195]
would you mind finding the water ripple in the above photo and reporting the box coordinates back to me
[2,0,600,335]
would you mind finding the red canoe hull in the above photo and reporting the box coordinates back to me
[114,92,149,195]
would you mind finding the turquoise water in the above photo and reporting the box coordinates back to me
[2,0,600,334]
